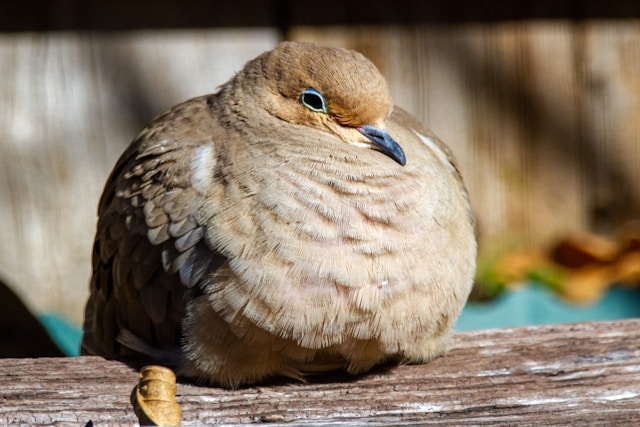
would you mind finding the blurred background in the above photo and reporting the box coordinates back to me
[1,1,639,356]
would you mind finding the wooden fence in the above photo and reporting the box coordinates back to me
[1,1,639,323]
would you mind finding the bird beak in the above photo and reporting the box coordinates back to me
[357,125,407,166]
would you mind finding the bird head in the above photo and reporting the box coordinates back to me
[254,41,406,166]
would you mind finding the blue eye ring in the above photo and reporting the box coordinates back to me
[301,88,328,113]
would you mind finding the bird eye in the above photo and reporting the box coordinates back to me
[301,88,328,113]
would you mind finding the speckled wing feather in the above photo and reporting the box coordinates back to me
[81,96,225,358]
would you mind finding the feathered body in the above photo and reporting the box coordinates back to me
[81,41,476,388]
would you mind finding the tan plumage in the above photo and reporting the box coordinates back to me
[81,41,477,388]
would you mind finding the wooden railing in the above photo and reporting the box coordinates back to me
[2,319,638,425]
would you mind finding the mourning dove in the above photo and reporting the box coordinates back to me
[81,41,477,388]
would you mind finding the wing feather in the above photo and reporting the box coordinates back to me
[81,96,226,357]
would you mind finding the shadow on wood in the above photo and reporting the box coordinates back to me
[3,1,640,32]
[0,277,63,358]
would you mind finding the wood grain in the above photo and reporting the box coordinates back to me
[1,319,638,425]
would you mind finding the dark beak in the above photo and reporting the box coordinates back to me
[357,125,406,166]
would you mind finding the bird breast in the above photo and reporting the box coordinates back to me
[189,117,469,348]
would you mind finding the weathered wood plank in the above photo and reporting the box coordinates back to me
[1,319,638,425]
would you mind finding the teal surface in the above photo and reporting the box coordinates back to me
[40,286,640,357]
[455,285,640,331]
[38,314,82,357]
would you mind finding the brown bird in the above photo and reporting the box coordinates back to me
[81,41,477,388]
